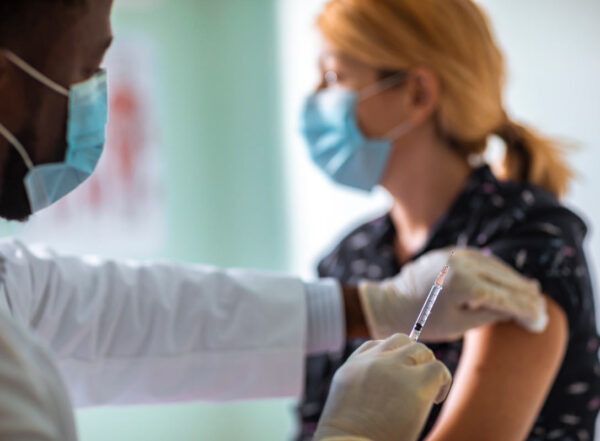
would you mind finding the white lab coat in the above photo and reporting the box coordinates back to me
[0,307,78,440]
[0,239,307,408]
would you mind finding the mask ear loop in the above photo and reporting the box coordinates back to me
[358,71,409,102]
[0,122,34,170]
[383,120,413,142]
[356,72,414,142]
[3,50,69,96]
[0,50,69,174]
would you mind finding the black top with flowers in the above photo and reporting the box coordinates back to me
[294,165,600,441]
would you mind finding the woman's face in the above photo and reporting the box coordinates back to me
[317,47,413,140]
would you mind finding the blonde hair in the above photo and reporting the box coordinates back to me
[317,0,573,197]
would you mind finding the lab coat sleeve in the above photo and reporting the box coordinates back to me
[0,307,78,441]
[0,240,307,407]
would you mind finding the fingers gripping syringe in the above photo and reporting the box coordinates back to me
[409,255,453,342]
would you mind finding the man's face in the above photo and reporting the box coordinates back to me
[0,0,114,220]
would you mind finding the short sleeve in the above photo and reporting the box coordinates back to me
[484,206,594,332]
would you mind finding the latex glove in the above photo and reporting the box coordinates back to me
[359,248,547,342]
[314,333,452,441]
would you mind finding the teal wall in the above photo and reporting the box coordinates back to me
[76,1,295,440]
[1,0,297,440]
[139,2,288,269]
[130,0,289,269]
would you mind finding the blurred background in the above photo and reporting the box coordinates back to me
[1,0,599,439]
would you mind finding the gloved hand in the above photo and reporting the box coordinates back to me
[314,333,452,441]
[358,248,547,342]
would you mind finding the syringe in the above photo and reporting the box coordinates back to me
[408,255,453,342]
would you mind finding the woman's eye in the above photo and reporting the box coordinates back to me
[324,70,341,85]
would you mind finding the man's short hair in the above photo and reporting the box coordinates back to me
[0,0,83,13]
[0,0,85,44]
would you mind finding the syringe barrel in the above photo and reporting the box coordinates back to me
[409,284,443,341]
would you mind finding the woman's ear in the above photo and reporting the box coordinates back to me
[405,67,440,126]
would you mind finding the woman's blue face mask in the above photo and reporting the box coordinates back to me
[0,50,108,214]
[300,73,412,192]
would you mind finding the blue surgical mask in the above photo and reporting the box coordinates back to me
[0,50,108,213]
[300,74,412,191]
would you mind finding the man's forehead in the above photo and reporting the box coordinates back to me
[26,0,114,84]
[51,1,113,52]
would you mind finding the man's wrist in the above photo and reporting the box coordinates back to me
[342,285,370,339]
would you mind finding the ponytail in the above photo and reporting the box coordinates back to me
[494,120,574,198]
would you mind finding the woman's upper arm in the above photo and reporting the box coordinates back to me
[425,295,568,441]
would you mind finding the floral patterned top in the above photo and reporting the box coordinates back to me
[294,165,600,441]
